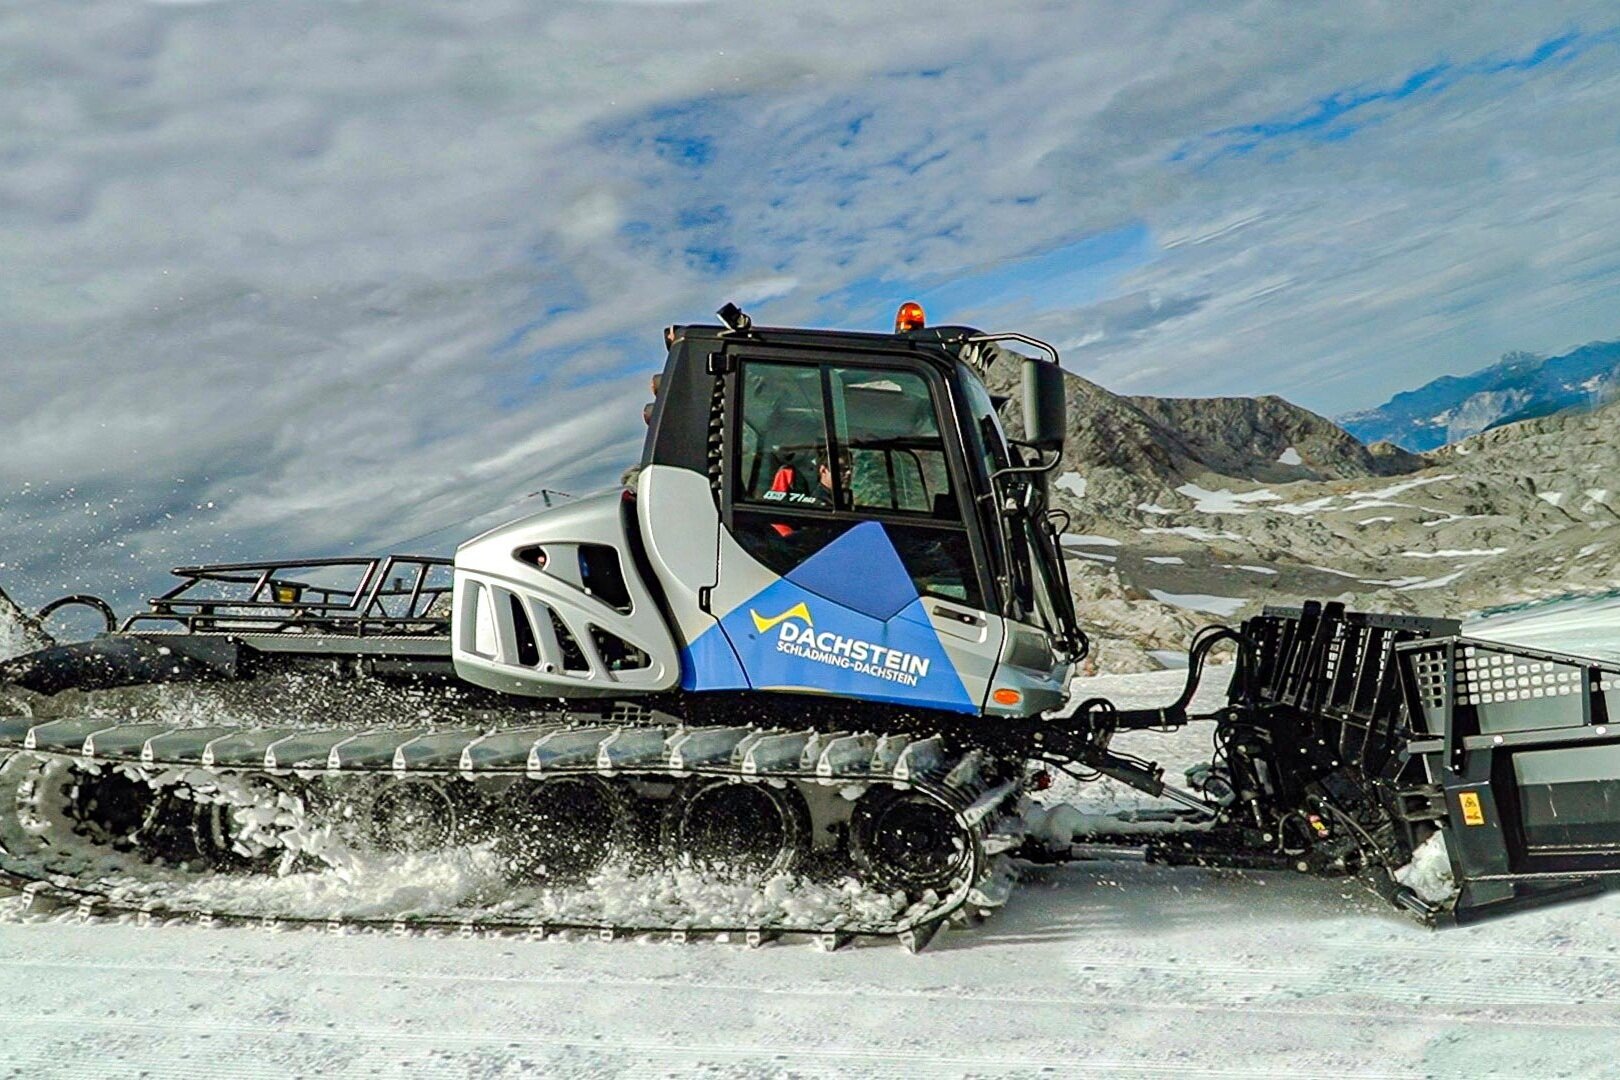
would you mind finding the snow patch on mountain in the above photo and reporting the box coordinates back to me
[1399,569,1469,591]
[1141,525,1242,542]
[1174,483,1280,514]
[1364,474,1458,499]
[1146,590,1247,616]
[1421,512,1491,528]
[1054,472,1088,499]
[1275,495,1338,516]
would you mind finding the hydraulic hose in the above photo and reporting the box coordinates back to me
[1103,623,1246,730]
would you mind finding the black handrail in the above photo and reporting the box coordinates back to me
[123,554,454,638]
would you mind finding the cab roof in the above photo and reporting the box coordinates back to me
[669,322,989,368]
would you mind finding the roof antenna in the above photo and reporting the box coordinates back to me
[716,302,752,333]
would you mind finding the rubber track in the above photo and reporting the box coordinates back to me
[0,718,1021,952]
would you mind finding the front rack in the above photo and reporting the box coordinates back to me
[1241,602,1460,781]
[1238,601,1620,923]
[123,555,453,637]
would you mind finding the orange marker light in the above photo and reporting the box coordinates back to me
[894,301,926,333]
[992,688,1022,706]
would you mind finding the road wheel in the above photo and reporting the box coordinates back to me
[660,778,811,879]
[364,778,465,853]
[495,775,635,884]
[849,787,970,894]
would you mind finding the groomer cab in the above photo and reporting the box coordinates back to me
[634,303,1082,719]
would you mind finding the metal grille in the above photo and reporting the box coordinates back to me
[1456,647,1590,705]
[1410,652,1448,710]
[707,377,726,492]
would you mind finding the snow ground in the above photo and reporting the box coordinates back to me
[4,660,1620,1076]
[12,862,1620,1079]
[1468,592,1620,663]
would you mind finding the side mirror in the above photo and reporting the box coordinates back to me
[1021,357,1066,451]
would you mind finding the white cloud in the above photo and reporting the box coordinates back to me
[3,2,1620,609]
[731,277,799,304]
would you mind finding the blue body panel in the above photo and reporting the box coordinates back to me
[679,522,977,713]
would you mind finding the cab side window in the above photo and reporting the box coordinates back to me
[736,362,829,508]
[829,367,956,519]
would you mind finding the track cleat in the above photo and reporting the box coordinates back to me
[898,921,941,955]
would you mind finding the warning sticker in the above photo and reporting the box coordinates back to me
[1458,791,1486,826]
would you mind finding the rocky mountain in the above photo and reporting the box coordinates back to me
[1038,365,1620,672]
[1339,340,1620,452]
[1125,394,1422,481]
[990,367,1421,486]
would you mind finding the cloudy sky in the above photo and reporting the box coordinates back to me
[4,1,1620,611]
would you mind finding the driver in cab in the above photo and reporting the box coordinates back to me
[764,447,850,535]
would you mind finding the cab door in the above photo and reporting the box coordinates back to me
[693,348,1006,714]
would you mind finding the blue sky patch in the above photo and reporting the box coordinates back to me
[809,222,1156,328]
[1176,27,1613,166]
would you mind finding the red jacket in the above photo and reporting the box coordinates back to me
[769,466,796,536]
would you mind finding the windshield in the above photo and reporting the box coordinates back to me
[1019,511,1074,644]
[959,364,1079,651]
[958,367,1011,481]
[727,355,986,609]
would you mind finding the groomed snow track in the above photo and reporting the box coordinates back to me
[0,717,1022,953]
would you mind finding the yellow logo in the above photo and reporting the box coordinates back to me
[749,601,813,634]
